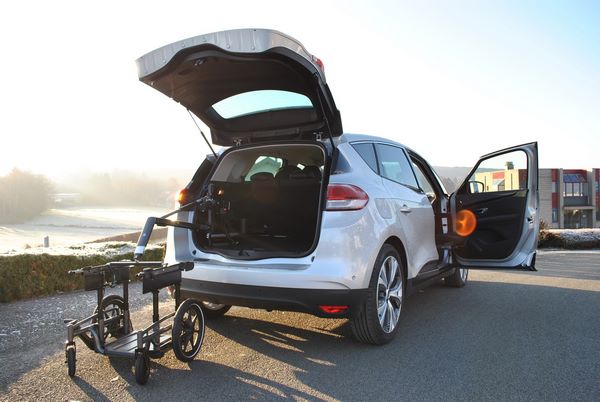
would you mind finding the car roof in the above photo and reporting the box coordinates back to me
[339,133,408,149]
[213,133,418,159]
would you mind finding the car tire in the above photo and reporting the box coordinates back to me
[351,244,404,345]
[445,267,468,288]
[200,302,232,319]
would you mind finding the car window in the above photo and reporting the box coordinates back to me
[464,150,528,193]
[375,144,419,189]
[351,143,378,173]
[412,162,436,199]
[331,149,351,175]
[212,90,312,119]
[245,156,283,181]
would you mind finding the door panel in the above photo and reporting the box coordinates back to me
[451,143,538,270]
[455,190,527,260]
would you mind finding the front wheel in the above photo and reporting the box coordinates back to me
[351,244,404,345]
[445,267,468,288]
[66,345,76,377]
[172,299,205,362]
[134,352,150,385]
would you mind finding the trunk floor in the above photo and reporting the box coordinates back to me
[206,234,311,254]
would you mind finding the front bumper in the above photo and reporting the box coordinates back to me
[180,278,368,318]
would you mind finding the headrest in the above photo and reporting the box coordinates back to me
[275,165,302,180]
[303,165,322,180]
[250,172,274,181]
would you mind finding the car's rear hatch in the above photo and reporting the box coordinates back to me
[136,28,342,146]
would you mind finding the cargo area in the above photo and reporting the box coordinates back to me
[192,143,326,259]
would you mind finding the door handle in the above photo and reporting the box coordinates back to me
[473,207,488,215]
[400,205,412,214]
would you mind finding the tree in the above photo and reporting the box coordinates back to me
[0,169,53,224]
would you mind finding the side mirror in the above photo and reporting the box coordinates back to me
[469,181,485,194]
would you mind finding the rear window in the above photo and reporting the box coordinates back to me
[375,144,419,189]
[212,90,312,119]
[351,143,378,173]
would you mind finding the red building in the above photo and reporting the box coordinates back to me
[539,168,600,229]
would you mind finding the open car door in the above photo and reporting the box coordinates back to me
[450,142,539,270]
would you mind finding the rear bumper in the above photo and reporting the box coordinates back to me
[180,278,368,318]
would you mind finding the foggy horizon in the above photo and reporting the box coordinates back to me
[2,1,599,179]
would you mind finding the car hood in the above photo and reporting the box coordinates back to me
[136,29,342,146]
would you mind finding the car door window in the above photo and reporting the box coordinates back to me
[463,150,528,194]
[411,162,436,201]
[375,144,419,189]
[351,143,378,173]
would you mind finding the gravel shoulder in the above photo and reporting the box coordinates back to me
[1,252,599,401]
[0,282,170,391]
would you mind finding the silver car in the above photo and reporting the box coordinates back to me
[137,29,539,345]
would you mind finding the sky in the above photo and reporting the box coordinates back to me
[1,0,599,180]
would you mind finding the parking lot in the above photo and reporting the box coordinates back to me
[1,251,599,401]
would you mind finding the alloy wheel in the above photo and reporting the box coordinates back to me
[377,256,403,333]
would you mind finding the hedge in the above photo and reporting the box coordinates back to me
[0,247,164,303]
[538,229,600,249]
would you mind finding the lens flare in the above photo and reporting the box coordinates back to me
[176,188,188,204]
[456,209,477,237]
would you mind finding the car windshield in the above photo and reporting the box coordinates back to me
[212,90,312,119]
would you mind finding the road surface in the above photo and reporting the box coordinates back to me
[1,250,598,401]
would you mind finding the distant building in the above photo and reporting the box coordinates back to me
[539,168,600,229]
[475,167,600,229]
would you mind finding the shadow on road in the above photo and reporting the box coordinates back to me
[66,278,600,401]
[71,377,111,402]
[4,253,599,401]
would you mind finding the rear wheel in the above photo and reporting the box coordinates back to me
[172,299,205,362]
[201,302,231,319]
[351,244,404,345]
[445,267,468,288]
[93,295,132,340]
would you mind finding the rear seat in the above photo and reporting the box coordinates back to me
[212,165,322,240]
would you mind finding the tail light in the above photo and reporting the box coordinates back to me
[177,188,188,205]
[319,305,348,314]
[325,184,369,211]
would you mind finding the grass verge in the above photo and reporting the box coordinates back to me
[0,247,164,303]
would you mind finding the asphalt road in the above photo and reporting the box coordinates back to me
[1,251,599,401]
